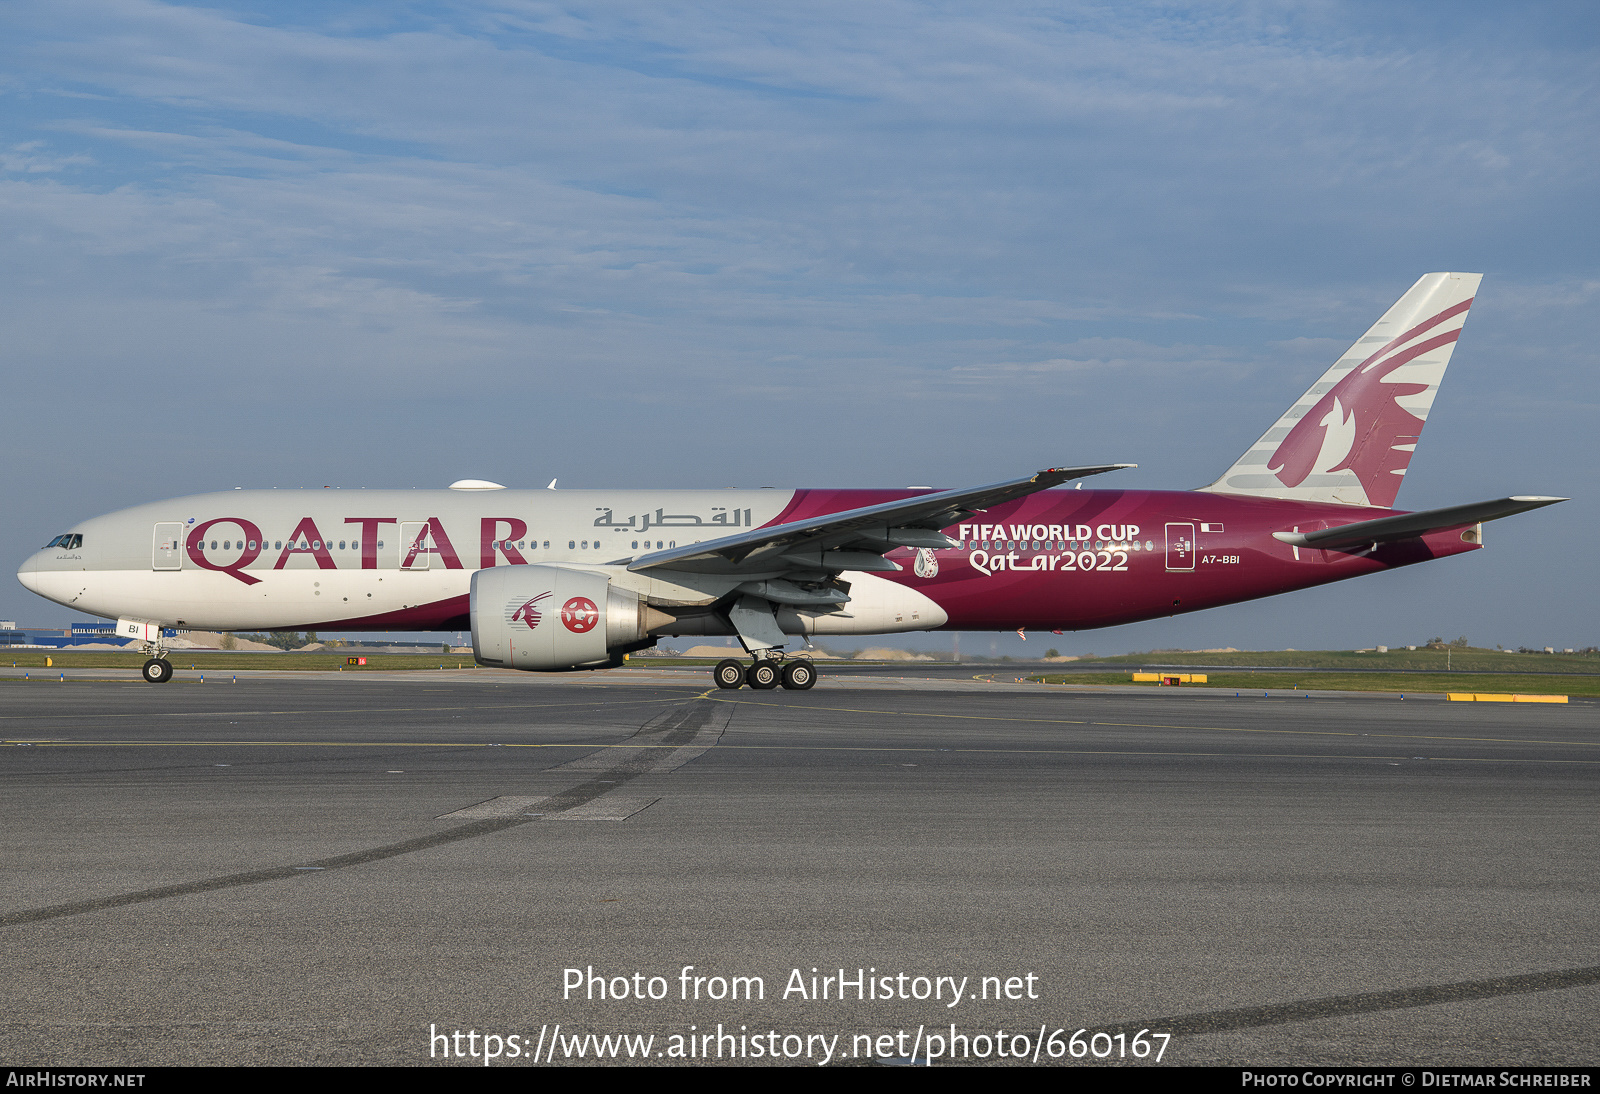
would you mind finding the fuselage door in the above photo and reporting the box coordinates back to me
[1165,523,1196,571]
[153,523,183,571]
[399,521,431,570]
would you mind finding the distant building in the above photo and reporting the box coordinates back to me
[0,623,175,648]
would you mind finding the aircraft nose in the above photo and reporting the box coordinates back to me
[17,553,44,595]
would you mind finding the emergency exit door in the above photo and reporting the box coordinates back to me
[153,523,183,570]
[399,522,431,570]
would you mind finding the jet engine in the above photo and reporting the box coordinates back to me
[471,565,659,671]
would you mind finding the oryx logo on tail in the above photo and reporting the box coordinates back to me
[1203,273,1481,509]
[1267,298,1470,507]
[509,590,553,631]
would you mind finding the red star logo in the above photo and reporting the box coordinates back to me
[561,596,600,633]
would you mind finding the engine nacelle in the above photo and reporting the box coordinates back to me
[471,565,651,671]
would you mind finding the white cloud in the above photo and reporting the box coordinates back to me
[0,140,93,172]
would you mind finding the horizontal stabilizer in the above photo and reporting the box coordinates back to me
[1272,496,1566,551]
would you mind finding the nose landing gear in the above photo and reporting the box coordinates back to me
[136,628,175,684]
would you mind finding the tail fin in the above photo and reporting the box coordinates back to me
[1202,272,1482,508]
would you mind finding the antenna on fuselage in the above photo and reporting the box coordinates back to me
[547,479,558,490]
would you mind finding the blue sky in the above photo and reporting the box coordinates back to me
[3,1,1595,653]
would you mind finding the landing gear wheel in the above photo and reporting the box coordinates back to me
[780,659,816,690]
[746,660,780,690]
[713,659,746,690]
[142,658,173,684]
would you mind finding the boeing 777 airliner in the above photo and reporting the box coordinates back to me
[17,273,1565,688]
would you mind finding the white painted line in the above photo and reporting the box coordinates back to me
[436,795,548,820]
[544,796,660,822]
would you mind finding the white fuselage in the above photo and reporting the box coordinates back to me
[16,488,947,637]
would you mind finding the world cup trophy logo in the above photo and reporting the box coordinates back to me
[913,548,939,579]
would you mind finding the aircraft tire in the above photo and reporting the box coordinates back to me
[142,658,173,684]
[713,659,746,690]
[746,660,780,690]
[780,659,816,690]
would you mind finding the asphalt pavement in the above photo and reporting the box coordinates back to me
[2,667,1595,1066]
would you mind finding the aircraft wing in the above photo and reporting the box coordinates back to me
[1272,496,1567,551]
[626,464,1134,581]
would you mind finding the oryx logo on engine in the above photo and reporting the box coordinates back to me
[509,591,552,631]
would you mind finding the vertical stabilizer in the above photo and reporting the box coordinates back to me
[1202,272,1482,508]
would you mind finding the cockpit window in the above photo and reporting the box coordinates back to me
[44,534,82,549]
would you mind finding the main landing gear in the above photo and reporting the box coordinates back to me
[715,596,815,690]
[713,655,816,691]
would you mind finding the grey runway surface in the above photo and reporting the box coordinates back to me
[1,668,1596,1067]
